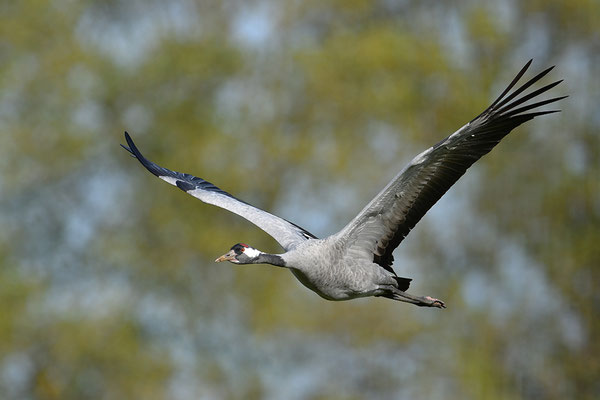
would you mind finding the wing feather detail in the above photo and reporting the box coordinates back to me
[121,132,316,251]
[337,60,566,273]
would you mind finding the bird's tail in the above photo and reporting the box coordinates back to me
[393,276,412,291]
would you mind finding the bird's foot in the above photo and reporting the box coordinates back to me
[424,296,446,309]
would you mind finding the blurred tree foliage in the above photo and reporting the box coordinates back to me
[0,0,597,399]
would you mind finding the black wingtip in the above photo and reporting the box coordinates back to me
[124,131,133,143]
[493,65,559,112]
[497,79,564,116]
[124,131,135,151]
[538,109,562,115]
[123,131,141,159]
[120,132,137,157]
[120,131,163,178]
[120,143,136,158]
[470,59,535,123]
[501,94,568,119]
[519,59,533,74]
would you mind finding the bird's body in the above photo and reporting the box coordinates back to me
[282,237,395,301]
[122,61,565,308]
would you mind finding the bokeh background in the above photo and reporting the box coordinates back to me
[1,1,598,399]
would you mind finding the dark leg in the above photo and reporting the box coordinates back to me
[382,287,446,308]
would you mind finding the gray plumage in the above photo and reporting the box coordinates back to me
[122,60,565,308]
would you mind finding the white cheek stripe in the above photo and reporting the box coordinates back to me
[244,247,261,258]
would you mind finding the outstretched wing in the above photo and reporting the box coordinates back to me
[337,60,566,273]
[121,132,317,251]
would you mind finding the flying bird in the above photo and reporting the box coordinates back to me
[122,60,565,308]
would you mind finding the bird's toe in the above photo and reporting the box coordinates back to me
[425,296,446,309]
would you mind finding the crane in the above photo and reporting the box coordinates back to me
[122,60,565,308]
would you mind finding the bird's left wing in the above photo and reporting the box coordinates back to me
[336,60,566,274]
[121,132,316,251]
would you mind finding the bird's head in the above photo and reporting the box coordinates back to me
[215,243,262,264]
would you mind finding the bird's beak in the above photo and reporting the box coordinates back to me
[215,250,236,263]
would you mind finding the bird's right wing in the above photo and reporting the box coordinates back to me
[121,132,317,251]
[336,60,565,274]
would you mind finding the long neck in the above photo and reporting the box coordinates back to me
[253,252,286,267]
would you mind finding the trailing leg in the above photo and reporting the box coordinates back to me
[380,287,446,308]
